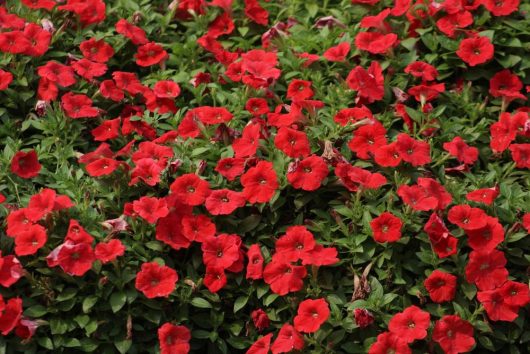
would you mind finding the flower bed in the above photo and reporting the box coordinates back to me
[0,0,529,353]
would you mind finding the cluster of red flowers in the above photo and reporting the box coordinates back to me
[1,0,530,352]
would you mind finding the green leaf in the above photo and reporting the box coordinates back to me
[191,297,212,309]
[110,292,127,313]
[37,337,54,350]
[25,305,48,317]
[264,293,278,306]
[63,338,81,348]
[74,315,90,329]
[461,282,477,300]
[56,288,77,301]
[478,336,496,351]
[82,296,98,313]
[233,296,248,313]
[114,339,132,354]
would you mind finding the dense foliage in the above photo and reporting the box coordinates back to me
[0,0,530,353]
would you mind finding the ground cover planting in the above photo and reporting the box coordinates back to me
[0,0,529,353]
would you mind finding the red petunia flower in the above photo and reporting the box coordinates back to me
[91,118,121,142]
[274,127,311,158]
[215,157,246,181]
[354,308,375,328]
[135,262,178,299]
[11,150,42,179]
[181,214,216,243]
[370,212,403,243]
[14,224,47,256]
[170,174,211,206]
[61,92,99,119]
[232,123,261,158]
[355,32,397,54]
[6,209,35,238]
[436,11,474,38]
[348,122,387,160]
[424,213,459,258]
[57,0,106,27]
[397,185,438,211]
[132,196,169,224]
[323,42,350,62]
[203,266,227,293]
[115,19,148,45]
[95,239,125,264]
[251,309,270,331]
[202,234,241,270]
[477,287,520,322]
[417,178,453,210]
[443,137,479,165]
[287,79,314,101]
[0,253,23,288]
[346,61,385,103]
[408,83,445,103]
[432,315,475,354]
[100,80,124,102]
[395,133,431,166]
[273,225,316,263]
[21,0,57,10]
[23,23,52,57]
[245,98,269,116]
[246,244,265,280]
[490,112,516,153]
[482,0,519,16]
[247,333,273,354]
[205,189,246,215]
[404,61,438,81]
[158,323,191,354]
[293,298,330,333]
[333,105,374,126]
[0,297,23,335]
[0,69,13,91]
[263,260,307,295]
[466,186,499,205]
[456,36,494,67]
[85,158,120,177]
[195,106,233,125]
[135,42,167,67]
[465,216,504,250]
[388,305,430,343]
[153,80,181,98]
[14,317,39,340]
[271,324,304,354]
[368,332,411,354]
[80,38,114,63]
[465,249,508,290]
[509,144,530,168]
[241,161,279,203]
[36,61,76,87]
[522,213,530,233]
[302,244,339,266]
[48,240,95,276]
[374,143,402,167]
[424,270,457,303]
[287,155,329,191]
[447,205,488,230]
[500,280,530,307]
[65,219,94,245]
[244,0,269,25]
[72,59,107,81]
[489,70,526,102]
[336,164,387,192]
[155,212,192,250]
